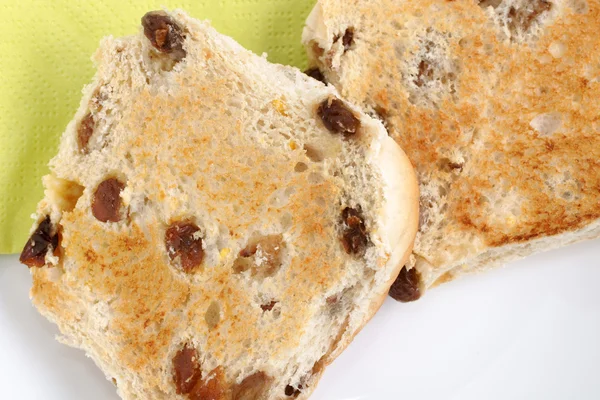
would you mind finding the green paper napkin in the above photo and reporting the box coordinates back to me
[0,0,314,253]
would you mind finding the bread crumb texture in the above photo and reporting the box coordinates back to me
[304,0,600,287]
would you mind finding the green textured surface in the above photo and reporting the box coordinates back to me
[0,0,315,254]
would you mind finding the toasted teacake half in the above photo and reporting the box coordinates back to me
[19,9,418,400]
[303,0,600,301]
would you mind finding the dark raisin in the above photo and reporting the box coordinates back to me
[334,28,355,52]
[173,344,202,394]
[415,60,434,87]
[165,222,204,272]
[341,28,354,51]
[317,98,360,137]
[447,162,464,170]
[389,266,422,302]
[342,230,368,254]
[92,178,125,223]
[232,371,272,400]
[285,385,295,396]
[439,157,464,172]
[304,67,326,83]
[19,216,58,268]
[260,301,277,312]
[284,384,301,397]
[78,112,95,154]
[141,11,186,61]
[340,207,369,256]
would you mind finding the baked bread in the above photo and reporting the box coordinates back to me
[303,0,600,301]
[19,9,418,400]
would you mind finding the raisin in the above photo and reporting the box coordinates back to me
[78,112,95,154]
[341,28,354,51]
[260,301,277,312]
[415,60,434,87]
[284,385,295,396]
[232,371,272,400]
[92,178,125,223]
[284,384,301,397]
[389,266,422,302]
[317,98,360,137]
[165,222,204,272]
[19,216,58,268]
[340,207,369,256]
[141,11,186,61]
[190,367,228,400]
[173,344,202,394]
[334,28,355,52]
[304,67,326,83]
[439,157,464,172]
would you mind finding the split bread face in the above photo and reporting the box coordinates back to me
[303,0,600,299]
[20,9,418,400]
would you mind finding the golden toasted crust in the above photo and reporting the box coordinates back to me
[304,0,600,287]
[27,9,418,399]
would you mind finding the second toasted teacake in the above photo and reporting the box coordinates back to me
[304,0,600,300]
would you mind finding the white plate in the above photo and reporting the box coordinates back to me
[1,240,599,399]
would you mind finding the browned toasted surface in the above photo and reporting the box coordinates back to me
[306,0,600,279]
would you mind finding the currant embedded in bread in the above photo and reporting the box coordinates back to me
[303,67,326,83]
[91,178,125,223]
[335,27,354,52]
[165,222,205,273]
[19,216,58,268]
[415,60,433,88]
[388,266,422,302]
[142,11,186,62]
[173,344,230,400]
[317,98,360,137]
[285,384,302,398]
[340,207,369,256]
[77,112,95,154]
[304,0,596,297]
[260,301,277,312]
[173,344,202,395]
